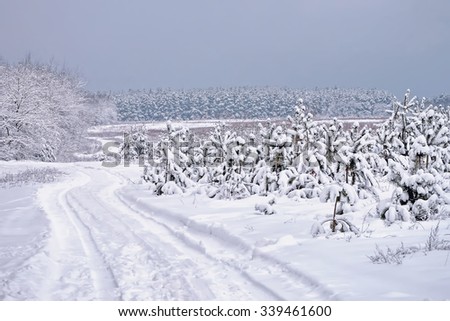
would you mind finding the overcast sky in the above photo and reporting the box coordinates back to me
[1,0,449,96]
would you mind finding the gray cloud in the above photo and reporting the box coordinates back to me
[1,0,449,97]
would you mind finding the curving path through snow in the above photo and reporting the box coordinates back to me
[29,163,335,300]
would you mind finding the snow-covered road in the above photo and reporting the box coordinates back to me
[2,162,449,301]
[1,163,332,300]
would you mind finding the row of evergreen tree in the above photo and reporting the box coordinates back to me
[122,90,450,224]
[114,87,392,121]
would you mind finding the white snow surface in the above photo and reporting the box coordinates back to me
[1,161,449,301]
[87,118,383,134]
[88,119,260,134]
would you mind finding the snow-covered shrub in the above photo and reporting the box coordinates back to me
[380,187,410,224]
[424,224,450,252]
[142,122,195,195]
[160,181,183,195]
[369,224,450,264]
[255,198,277,215]
[250,161,279,195]
[319,184,342,204]
[378,91,450,222]
[310,221,326,237]
[317,218,360,235]
[320,183,358,214]
[0,167,63,188]
[120,125,152,164]
[385,157,447,222]
[313,183,361,235]
[208,166,251,200]
[368,244,416,265]
[411,195,439,222]
[383,204,410,224]
[286,172,321,199]
[255,196,277,215]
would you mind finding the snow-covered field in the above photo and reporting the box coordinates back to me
[88,119,264,133]
[1,159,449,301]
[88,118,384,136]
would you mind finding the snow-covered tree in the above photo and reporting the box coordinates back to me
[379,91,450,222]
[120,125,152,166]
[135,89,450,226]
[207,123,252,199]
[142,121,194,195]
[0,58,112,161]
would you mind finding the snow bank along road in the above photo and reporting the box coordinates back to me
[1,163,335,300]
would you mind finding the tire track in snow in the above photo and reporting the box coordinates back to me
[110,175,337,300]
[37,172,119,300]
[37,164,276,300]
[61,191,120,300]
[63,185,203,300]
[38,164,336,300]
[71,166,279,300]
[109,192,285,300]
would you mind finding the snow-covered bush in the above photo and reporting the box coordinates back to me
[142,122,195,195]
[208,165,251,200]
[424,224,450,252]
[369,224,450,264]
[0,59,112,161]
[377,91,450,223]
[368,244,415,265]
[0,167,63,188]
[120,125,152,165]
[320,183,359,214]
[255,197,277,215]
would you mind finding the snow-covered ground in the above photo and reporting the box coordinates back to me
[88,118,384,135]
[1,160,449,301]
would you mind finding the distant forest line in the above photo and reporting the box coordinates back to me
[113,87,450,122]
[2,58,449,161]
